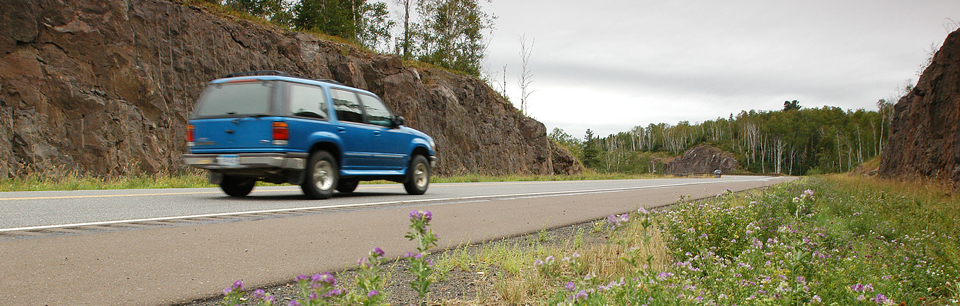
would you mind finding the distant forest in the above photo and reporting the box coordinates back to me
[551,100,898,175]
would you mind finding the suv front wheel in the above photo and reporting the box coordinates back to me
[301,150,338,199]
[404,155,430,195]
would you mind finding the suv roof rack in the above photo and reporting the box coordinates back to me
[317,79,342,85]
[224,70,290,78]
[223,71,344,86]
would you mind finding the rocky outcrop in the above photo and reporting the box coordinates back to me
[0,0,580,178]
[880,29,960,184]
[664,145,739,175]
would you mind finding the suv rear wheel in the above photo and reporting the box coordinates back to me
[336,179,359,193]
[220,175,255,197]
[301,150,338,199]
[403,155,430,195]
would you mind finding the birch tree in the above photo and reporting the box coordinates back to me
[517,34,535,115]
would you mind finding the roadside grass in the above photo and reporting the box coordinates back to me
[419,175,959,305]
[0,169,213,192]
[0,171,682,192]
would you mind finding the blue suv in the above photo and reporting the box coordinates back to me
[181,71,437,199]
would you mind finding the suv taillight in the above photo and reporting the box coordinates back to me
[186,124,195,147]
[272,122,289,146]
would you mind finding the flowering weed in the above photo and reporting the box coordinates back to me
[536,176,960,305]
[405,210,439,304]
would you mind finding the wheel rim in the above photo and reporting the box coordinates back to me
[413,162,428,188]
[313,160,335,191]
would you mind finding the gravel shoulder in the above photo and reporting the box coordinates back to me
[176,219,608,306]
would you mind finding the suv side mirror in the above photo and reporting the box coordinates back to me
[392,116,405,128]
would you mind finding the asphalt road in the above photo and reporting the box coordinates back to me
[0,176,795,305]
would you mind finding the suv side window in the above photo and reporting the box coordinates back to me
[358,94,393,127]
[331,88,364,123]
[288,83,328,119]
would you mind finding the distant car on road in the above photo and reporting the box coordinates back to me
[714,169,722,178]
[181,71,437,199]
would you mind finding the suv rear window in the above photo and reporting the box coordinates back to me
[194,81,274,117]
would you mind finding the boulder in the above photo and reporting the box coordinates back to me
[664,145,740,175]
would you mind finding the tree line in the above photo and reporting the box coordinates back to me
[206,0,494,76]
[551,100,898,175]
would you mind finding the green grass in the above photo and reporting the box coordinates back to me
[431,175,959,305]
[0,171,681,193]
[0,170,213,192]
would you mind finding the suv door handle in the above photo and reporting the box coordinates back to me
[373,131,381,137]
[337,127,346,133]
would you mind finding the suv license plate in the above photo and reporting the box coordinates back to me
[217,155,240,167]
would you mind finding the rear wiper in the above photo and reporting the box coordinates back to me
[231,113,269,124]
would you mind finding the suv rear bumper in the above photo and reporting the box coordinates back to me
[181,153,308,170]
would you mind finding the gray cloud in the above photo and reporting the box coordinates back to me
[469,0,960,136]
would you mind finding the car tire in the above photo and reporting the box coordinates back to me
[301,150,338,199]
[403,155,430,195]
[336,179,359,193]
[220,175,255,197]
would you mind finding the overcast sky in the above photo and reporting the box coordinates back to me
[393,1,960,137]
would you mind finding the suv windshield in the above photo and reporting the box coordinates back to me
[194,81,274,117]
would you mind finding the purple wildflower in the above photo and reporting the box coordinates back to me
[308,292,318,301]
[871,294,890,304]
[253,289,266,299]
[232,280,244,291]
[288,301,302,306]
[368,290,380,298]
[811,295,822,303]
[324,289,345,298]
[607,214,618,224]
[372,247,385,257]
[571,290,589,301]
[296,274,310,282]
[565,282,576,291]
[638,207,649,214]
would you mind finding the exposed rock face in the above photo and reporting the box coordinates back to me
[664,145,739,175]
[880,29,960,184]
[0,0,579,178]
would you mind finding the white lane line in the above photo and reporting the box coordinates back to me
[0,177,777,233]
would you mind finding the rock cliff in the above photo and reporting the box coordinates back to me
[0,0,581,178]
[880,29,960,184]
[664,145,739,175]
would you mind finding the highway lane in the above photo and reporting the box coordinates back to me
[1,175,780,230]
[0,176,795,305]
